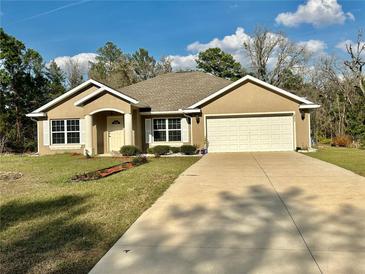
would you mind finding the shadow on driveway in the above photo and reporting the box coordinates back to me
[90,184,364,273]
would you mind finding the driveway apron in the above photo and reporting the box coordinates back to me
[90,152,365,274]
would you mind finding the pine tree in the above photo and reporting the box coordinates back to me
[47,60,66,98]
[196,48,245,80]
[0,28,49,151]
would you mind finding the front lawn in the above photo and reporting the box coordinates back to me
[0,154,199,274]
[306,146,365,176]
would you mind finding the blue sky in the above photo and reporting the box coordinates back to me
[1,0,364,72]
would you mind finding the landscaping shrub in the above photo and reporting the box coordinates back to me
[170,146,181,153]
[120,145,141,156]
[332,135,353,147]
[180,145,197,155]
[23,140,36,152]
[147,147,154,154]
[132,156,148,166]
[152,145,170,156]
[317,136,332,145]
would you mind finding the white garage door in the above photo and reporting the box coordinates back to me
[206,115,294,152]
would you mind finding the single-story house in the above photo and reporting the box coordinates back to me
[26,72,320,155]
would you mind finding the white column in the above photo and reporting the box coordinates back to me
[85,114,93,155]
[124,113,133,145]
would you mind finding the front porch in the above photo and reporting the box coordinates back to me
[84,108,133,155]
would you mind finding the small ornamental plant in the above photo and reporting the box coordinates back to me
[152,145,170,156]
[170,146,181,153]
[132,156,148,166]
[180,145,197,155]
[120,145,141,156]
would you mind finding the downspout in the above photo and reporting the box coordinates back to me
[182,113,193,145]
[30,118,40,154]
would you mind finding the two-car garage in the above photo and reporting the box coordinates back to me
[206,114,295,152]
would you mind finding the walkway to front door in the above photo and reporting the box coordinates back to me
[90,152,365,274]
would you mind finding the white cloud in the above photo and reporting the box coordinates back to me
[187,27,250,53]
[336,39,365,57]
[169,54,197,71]
[335,39,352,52]
[187,27,251,66]
[169,27,251,71]
[298,40,327,54]
[51,52,98,75]
[335,39,365,52]
[169,27,325,71]
[275,0,355,27]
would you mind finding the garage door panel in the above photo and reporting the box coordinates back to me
[207,115,294,152]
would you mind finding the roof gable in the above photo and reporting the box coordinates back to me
[74,86,139,106]
[187,75,316,109]
[27,79,139,116]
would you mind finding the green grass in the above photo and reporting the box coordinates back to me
[0,154,199,274]
[306,146,365,176]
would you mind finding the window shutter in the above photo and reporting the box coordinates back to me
[181,118,189,143]
[79,118,85,144]
[43,120,50,146]
[145,119,153,143]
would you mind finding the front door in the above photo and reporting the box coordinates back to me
[107,116,124,152]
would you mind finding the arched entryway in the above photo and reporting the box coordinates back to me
[84,108,132,155]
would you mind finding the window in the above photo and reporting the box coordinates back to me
[168,119,181,141]
[153,118,181,142]
[51,119,80,144]
[153,119,167,142]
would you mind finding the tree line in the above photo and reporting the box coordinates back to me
[1,27,364,152]
[0,28,172,152]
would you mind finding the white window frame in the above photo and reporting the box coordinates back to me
[152,118,182,142]
[51,119,80,145]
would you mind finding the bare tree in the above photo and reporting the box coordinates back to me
[243,27,278,82]
[311,52,364,138]
[243,27,308,87]
[65,59,83,89]
[344,30,365,96]
[155,56,173,75]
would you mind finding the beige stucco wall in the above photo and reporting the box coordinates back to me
[192,81,310,149]
[83,92,132,115]
[46,85,98,119]
[37,119,84,155]
[46,86,132,118]
[37,84,135,155]
[132,107,143,150]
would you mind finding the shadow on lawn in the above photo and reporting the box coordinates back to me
[94,184,365,273]
[0,194,101,274]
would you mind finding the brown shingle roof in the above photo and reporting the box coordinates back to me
[117,72,232,111]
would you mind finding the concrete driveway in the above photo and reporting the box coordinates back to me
[90,152,365,274]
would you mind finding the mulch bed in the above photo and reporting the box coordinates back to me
[70,162,135,182]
